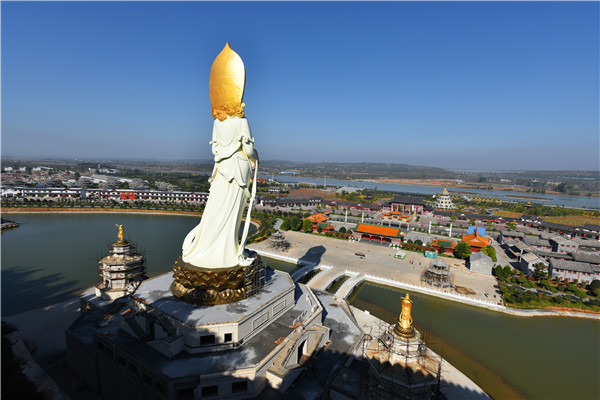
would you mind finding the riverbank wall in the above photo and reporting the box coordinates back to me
[2,207,203,217]
[253,249,600,321]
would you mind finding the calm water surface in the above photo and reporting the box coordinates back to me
[2,213,599,399]
[349,283,600,400]
[265,174,600,209]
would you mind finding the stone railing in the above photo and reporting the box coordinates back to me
[363,274,504,310]
[290,264,332,282]
[335,271,365,298]
[318,271,349,292]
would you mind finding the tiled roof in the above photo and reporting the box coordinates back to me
[570,252,600,265]
[549,259,597,274]
[356,224,401,238]
[431,239,456,249]
[470,251,493,263]
[523,236,551,247]
[390,195,425,206]
[462,232,490,247]
[305,213,330,224]
[521,252,544,263]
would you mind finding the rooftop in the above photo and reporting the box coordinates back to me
[131,269,294,327]
[549,259,598,274]
[356,224,401,238]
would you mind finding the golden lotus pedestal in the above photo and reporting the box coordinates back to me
[170,252,264,305]
[393,324,416,339]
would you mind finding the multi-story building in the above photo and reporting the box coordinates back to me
[434,189,454,210]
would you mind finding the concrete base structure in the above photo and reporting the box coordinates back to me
[65,268,367,400]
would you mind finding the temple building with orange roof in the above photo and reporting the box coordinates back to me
[461,231,490,252]
[353,224,404,245]
[304,213,335,232]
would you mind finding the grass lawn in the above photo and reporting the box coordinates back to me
[544,215,600,227]
[493,210,522,218]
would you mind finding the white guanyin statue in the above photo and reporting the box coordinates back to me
[181,43,258,269]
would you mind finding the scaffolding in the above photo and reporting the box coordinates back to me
[97,239,146,296]
[421,260,454,289]
[268,230,289,252]
[359,317,442,400]
[243,251,266,299]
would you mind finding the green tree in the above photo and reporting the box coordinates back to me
[532,263,548,282]
[507,222,516,231]
[290,215,302,231]
[339,226,347,233]
[451,215,457,221]
[588,280,600,291]
[302,219,313,233]
[280,218,291,231]
[493,265,503,277]
[454,241,472,259]
[481,245,497,262]
[502,265,512,278]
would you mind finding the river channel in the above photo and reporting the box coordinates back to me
[264,174,600,209]
[2,213,599,399]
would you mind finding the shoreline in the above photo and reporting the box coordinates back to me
[253,248,600,321]
[369,177,597,199]
[1,207,203,217]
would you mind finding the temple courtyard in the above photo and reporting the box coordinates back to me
[249,230,501,303]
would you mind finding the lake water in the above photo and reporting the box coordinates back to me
[265,174,600,209]
[2,213,599,399]
[349,283,599,400]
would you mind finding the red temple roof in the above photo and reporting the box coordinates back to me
[356,224,401,238]
[462,232,490,248]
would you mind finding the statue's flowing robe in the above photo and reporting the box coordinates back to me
[182,117,257,269]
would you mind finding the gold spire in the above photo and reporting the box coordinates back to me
[209,42,246,121]
[393,293,415,338]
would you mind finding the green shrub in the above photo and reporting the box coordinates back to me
[565,283,578,293]
[521,282,531,288]
[517,276,527,284]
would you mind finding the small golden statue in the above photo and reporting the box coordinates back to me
[115,224,125,243]
[394,293,416,338]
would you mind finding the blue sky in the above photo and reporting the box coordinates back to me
[2,1,598,170]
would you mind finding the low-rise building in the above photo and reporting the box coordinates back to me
[468,252,494,275]
[522,236,552,252]
[304,213,335,232]
[573,238,600,254]
[353,224,403,245]
[429,238,456,254]
[550,237,579,254]
[461,231,490,253]
[519,252,548,275]
[548,259,600,284]
[498,231,525,244]
[382,195,426,215]
[570,252,600,267]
